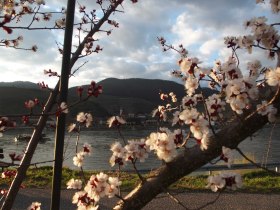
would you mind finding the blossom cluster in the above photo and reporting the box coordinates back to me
[25,98,39,109]
[145,128,178,162]
[220,146,234,168]
[75,81,103,100]
[68,112,93,133]
[1,170,17,179]
[146,2,280,189]
[223,14,279,58]
[109,139,149,167]
[174,52,280,124]
[176,108,210,150]
[27,201,41,210]
[73,143,92,167]
[266,67,280,86]
[107,116,126,128]
[205,94,226,121]
[206,172,242,192]
[0,0,65,36]
[257,101,277,123]
[160,92,177,103]
[109,128,189,165]
[0,117,16,137]
[152,105,167,121]
[71,172,121,210]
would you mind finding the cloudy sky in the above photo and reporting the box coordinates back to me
[0,0,279,88]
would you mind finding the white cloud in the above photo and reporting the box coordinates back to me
[199,39,223,56]
[0,0,278,88]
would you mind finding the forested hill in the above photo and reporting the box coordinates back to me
[0,78,216,117]
[0,81,40,89]
[66,78,187,117]
[68,78,186,105]
[97,78,185,103]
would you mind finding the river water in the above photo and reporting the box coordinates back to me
[0,124,279,171]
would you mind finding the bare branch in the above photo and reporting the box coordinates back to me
[236,147,280,175]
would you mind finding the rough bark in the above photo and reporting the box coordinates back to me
[1,2,124,209]
[114,50,280,210]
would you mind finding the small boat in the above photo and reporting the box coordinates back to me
[14,134,30,142]
[14,133,51,142]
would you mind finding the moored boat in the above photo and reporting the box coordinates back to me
[14,133,51,142]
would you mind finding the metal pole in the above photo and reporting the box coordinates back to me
[50,0,76,209]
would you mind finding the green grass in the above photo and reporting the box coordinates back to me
[1,167,280,193]
[242,170,280,193]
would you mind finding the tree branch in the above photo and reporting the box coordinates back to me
[113,51,280,210]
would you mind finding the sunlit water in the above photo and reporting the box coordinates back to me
[0,124,279,171]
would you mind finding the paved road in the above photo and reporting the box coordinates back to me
[6,188,280,210]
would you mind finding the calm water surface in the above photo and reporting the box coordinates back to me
[0,125,279,171]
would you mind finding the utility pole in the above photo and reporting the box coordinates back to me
[50,0,76,209]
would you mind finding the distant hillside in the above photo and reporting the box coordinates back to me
[67,78,188,116]
[0,78,217,118]
[0,81,39,89]
[0,87,49,115]
[97,78,186,103]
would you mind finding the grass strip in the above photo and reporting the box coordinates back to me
[0,167,279,193]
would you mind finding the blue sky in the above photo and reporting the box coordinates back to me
[0,0,278,87]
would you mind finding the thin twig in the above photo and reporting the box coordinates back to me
[164,189,189,210]
[117,126,127,145]
[194,191,222,210]
[236,147,280,175]
[263,122,276,167]
[245,86,280,120]
[198,85,216,136]
[131,159,145,183]
[71,61,89,76]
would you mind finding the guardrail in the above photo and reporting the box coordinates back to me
[132,162,280,174]
[198,162,280,175]
[0,162,279,174]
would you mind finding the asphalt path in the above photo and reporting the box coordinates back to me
[6,188,280,210]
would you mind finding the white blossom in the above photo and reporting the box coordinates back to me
[152,106,167,121]
[60,102,68,114]
[67,178,82,190]
[82,143,92,156]
[107,177,122,198]
[107,116,126,128]
[55,17,66,28]
[77,112,93,127]
[146,128,177,162]
[27,202,41,210]
[179,108,200,125]
[266,67,280,86]
[73,152,85,168]
[72,191,96,210]
[207,172,242,192]
[221,146,234,168]
[184,76,199,96]
[257,101,278,123]
[35,0,45,5]
[190,116,209,140]
[68,123,76,133]
[206,174,226,192]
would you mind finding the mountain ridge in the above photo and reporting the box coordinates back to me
[0,81,40,89]
[0,78,216,118]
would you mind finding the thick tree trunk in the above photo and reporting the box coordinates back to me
[114,50,280,210]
